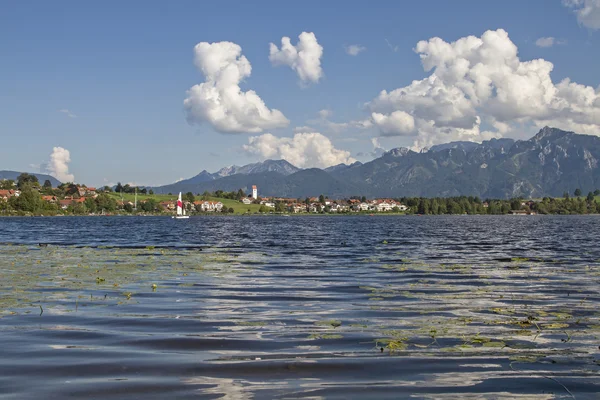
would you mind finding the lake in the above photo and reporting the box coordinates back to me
[0,215,599,399]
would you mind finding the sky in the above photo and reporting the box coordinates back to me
[1,0,599,187]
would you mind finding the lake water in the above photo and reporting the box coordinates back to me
[0,215,599,399]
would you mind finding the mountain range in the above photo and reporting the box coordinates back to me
[0,171,62,187]
[152,127,600,199]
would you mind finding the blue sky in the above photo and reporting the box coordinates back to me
[1,0,599,186]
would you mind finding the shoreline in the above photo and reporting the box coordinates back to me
[2,212,600,218]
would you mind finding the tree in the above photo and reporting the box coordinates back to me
[17,173,39,189]
[587,192,595,203]
[574,188,582,197]
[84,198,97,213]
[141,199,157,212]
[115,182,123,193]
[11,185,41,212]
[510,199,522,210]
[275,202,285,212]
[66,184,79,196]
[594,189,600,196]
[43,180,53,190]
[102,185,113,193]
[95,193,117,212]
[319,194,325,204]
[259,205,267,213]
[228,207,234,213]
[185,192,195,202]
[124,203,134,213]
[564,192,570,200]
[0,179,15,189]
[361,196,367,203]
[149,189,154,195]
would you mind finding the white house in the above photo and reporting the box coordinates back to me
[291,204,306,213]
[241,198,252,205]
[376,202,394,212]
[199,201,223,212]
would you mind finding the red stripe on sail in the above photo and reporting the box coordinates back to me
[177,200,182,208]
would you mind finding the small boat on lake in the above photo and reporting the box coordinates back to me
[172,192,189,219]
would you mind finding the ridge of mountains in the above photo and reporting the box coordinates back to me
[153,127,600,199]
[0,171,62,187]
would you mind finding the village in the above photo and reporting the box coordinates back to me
[1,178,412,215]
[137,185,411,214]
[3,176,592,216]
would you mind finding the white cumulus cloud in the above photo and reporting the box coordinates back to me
[184,41,289,134]
[564,0,600,30]
[371,111,416,136]
[367,29,600,149]
[243,132,355,168]
[345,44,366,56]
[535,37,556,47]
[46,147,74,183]
[269,32,324,84]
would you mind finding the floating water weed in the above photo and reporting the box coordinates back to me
[315,320,341,328]
[308,333,342,340]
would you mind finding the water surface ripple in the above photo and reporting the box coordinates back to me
[0,216,599,399]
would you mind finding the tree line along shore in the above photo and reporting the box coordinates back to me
[2,173,600,216]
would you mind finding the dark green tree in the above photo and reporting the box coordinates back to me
[115,182,123,193]
[319,194,325,204]
[574,188,582,197]
[84,198,97,213]
[148,189,154,195]
[66,184,79,196]
[510,199,522,210]
[95,193,117,212]
[185,192,195,202]
[587,192,595,203]
[10,185,41,212]
[141,199,157,212]
[43,180,53,190]
[17,173,39,189]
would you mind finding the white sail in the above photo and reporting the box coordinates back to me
[176,192,183,216]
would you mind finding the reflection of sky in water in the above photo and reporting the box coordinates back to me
[1,216,600,398]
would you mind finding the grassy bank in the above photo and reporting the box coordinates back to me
[106,193,262,214]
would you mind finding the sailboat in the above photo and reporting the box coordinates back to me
[172,192,190,219]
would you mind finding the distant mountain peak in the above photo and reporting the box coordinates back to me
[532,126,570,142]
[385,147,412,157]
[429,141,480,153]
[324,161,363,173]
[210,159,301,179]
